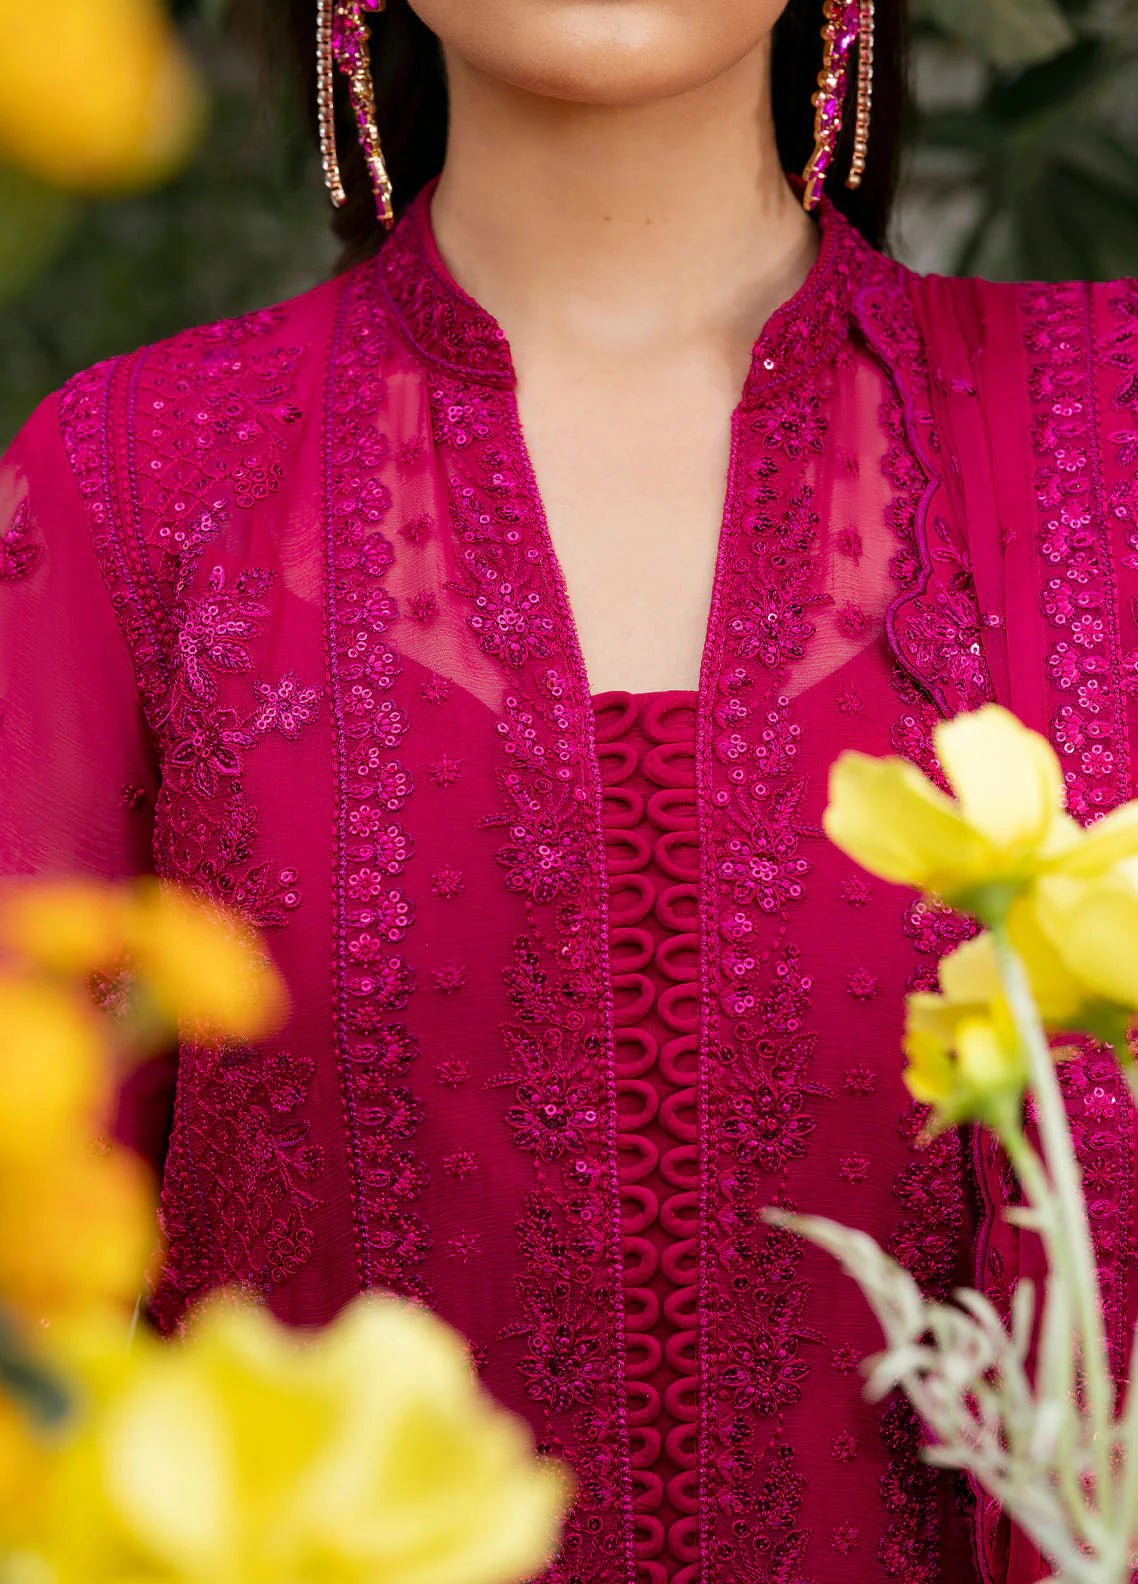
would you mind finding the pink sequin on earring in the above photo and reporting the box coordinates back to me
[317,0,394,228]
[801,0,875,214]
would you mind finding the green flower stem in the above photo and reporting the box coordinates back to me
[1122,1063,1138,1127]
[1001,1124,1096,1544]
[994,929,1117,1532]
[1116,1314,1138,1561]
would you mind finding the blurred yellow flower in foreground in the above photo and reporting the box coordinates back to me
[129,879,288,1040]
[0,970,156,1325]
[0,1389,52,1551]
[21,1289,570,1584]
[824,705,1138,919]
[0,0,204,193]
[0,875,285,1324]
[0,876,288,1043]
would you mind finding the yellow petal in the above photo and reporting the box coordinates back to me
[902,1021,957,1105]
[0,1145,155,1323]
[125,880,288,1041]
[935,705,1065,853]
[290,1295,569,1583]
[936,933,1002,1007]
[1006,896,1088,1026]
[824,752,988,891]
[103,1368,234,1574]
[956,1016,1024,1092]
[1035,871,1138,1010]
[0,1390,52,1549]
[1055,802,1138,877]
[0,877,132,976]
[0,977,108,1162]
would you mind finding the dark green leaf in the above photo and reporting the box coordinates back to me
[918,0,1076,69]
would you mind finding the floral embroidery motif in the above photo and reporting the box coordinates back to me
[0,501,40,580]
[433,961,466,995]
[56,322,325,1333]
[325,267,432,1303]
[1027,283,1128,820]
[158,1041,326,1305]
[385,212,634,1568]
[252,672,322,737]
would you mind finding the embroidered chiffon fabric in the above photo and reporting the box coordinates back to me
[1,168,1137,1584]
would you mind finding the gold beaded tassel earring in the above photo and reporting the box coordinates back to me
[800,0,875,214]
[848,0,874,190]
[317,0,395,228]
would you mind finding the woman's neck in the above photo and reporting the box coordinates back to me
[429,39,820,359]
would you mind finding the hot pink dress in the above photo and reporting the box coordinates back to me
[2,167,1137,1584]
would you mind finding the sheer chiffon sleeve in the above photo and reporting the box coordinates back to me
[0,390,176,1180]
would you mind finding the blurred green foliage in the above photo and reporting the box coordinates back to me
[0,21,334,442]
[1,0,1136,442]
[910,0,1138,277]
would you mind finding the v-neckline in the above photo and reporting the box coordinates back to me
[376,170,868,704]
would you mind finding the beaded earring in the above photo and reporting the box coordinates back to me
[800,0,875,213]
[317,0,395,228]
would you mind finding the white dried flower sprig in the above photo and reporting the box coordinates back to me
[765,1210,1119,1582]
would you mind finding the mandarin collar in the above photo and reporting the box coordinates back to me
[376,170,877,397]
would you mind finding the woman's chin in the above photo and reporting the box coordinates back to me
[409,0,783,110]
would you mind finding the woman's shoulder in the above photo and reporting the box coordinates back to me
[8,256,395,478]
[897,255,1138,357]
[59,264,352,423]
[0,254,406,605]
[853,246,1138,416]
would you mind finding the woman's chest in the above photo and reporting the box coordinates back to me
[149,329,943,1006]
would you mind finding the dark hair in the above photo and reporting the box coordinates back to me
[263,0,910,268]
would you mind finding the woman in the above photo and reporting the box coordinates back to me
[1,1,1134,1579]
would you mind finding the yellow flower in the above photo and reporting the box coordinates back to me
[0,1142,156,1325]
[124,879,289,1042]
[824,704,1138,918]
[0,0,204,193]
[28,1289,571,1584]
[0,976,109,1165]
[904,944,1027,1133]
[940,909,1090,1030]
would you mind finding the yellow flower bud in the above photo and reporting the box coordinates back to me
[0,0,204,193]
[903,957,1027,1134]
